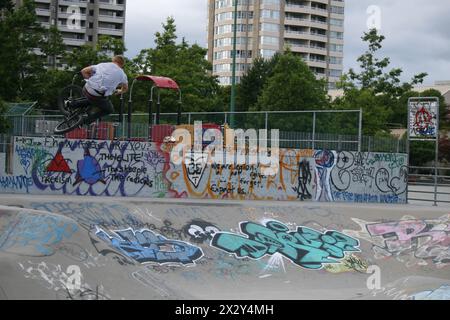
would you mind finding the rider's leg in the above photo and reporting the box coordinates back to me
[70,97,90,110]
[83,99,114,125]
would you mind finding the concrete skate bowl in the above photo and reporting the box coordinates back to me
[0,195,449,300]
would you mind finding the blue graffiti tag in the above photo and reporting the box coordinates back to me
[95,227,204,265]
[0,212,78,256]
[211,220,360,269]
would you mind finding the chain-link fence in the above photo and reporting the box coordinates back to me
[2,110,407,153]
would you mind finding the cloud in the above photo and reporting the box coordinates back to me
[124,0,450,85]
[124,0,207,57]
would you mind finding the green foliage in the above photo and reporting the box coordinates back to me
[248,52,329,131]
[335,29,429,136]
[128,17,223,115]
[0,0,46,101]
[0,0,67,111]
[255,52,328,112]
[0,99,10,133]
[236,54,280,112]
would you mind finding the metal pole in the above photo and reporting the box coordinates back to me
[434,100,440,206]
[229,0,238,128]
[148,95,153,141]
[265,112,269,131]
[156,91,161,125]
[312,112,316,150]
[358,108,363,152]
[406,99,411,204]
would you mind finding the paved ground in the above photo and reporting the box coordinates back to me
[0,194,449,300]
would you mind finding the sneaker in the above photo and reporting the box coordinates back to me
[163,136,176,143]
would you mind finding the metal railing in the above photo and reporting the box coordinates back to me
[1,110,408,153]
[408,165,450,205]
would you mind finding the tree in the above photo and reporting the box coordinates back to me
[0,0,47,101]
[128,17,223,116]
[252,52,329,131]
[255,52,328,112]
[334,29,429,135]
[41,25,66,69]
[236,54,280,112]
[344,29,427,98]
[0,98,10,133]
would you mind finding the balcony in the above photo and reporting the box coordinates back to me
[98,0,126,11]
[97,27,124,36]
[63,38,86,47]
[98,14,125,24]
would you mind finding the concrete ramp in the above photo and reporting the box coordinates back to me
[0,195,449,300]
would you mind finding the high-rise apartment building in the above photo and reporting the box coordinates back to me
[16,0,126,66]
[207,0,345,89]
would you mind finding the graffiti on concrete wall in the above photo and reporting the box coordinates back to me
[0,211,78,256]
[344,215,450,268]
[182,219,221,244]
[166,149,316,201]
[11,136,168,197]
[331,151,408,204]
[211,220,360,270]
[0,136,408,204]
[95,227,204,265]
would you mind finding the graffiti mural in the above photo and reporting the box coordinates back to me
[182,220,221,244]
[344,215,450,268]
[409,101,439,138]
[0,136,408,204]
[331,151,408,204]
[211,220,360,270]
[95,227,204,265]
[0,211,78,256]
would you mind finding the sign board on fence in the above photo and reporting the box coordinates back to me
[408,100,439,138]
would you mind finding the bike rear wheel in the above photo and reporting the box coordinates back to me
[54,113,85,135]
[58,85,84,117]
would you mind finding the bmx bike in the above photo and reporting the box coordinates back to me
[54,73,116,135]
[53,83,92,135]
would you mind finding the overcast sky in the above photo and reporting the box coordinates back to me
[125,0,450,85]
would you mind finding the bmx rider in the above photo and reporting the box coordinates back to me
[69,55,129,125]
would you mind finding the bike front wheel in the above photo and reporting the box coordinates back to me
[54,113,85,135]
[58,84,84,117]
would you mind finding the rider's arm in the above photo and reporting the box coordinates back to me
[80,66,95,79]
[115,83,129,95]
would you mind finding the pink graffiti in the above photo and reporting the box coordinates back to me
[367,220,450,257]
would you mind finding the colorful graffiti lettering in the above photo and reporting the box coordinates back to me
[95,227,204,265]
[0,136,408,204]
[211,220,360,270]
[344,215,450,268]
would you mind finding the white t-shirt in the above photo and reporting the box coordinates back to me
[86,62,128,97]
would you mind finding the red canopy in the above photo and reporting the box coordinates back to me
[135,75,180,90]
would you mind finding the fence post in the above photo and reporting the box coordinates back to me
[188,113,192,125]
[312,112,316,150]
[265,112,269,131]
[358,108,363,152]
[21,116,25,137]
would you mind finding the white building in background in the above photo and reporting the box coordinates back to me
[207,0,345,89]
[15,0,127,67]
